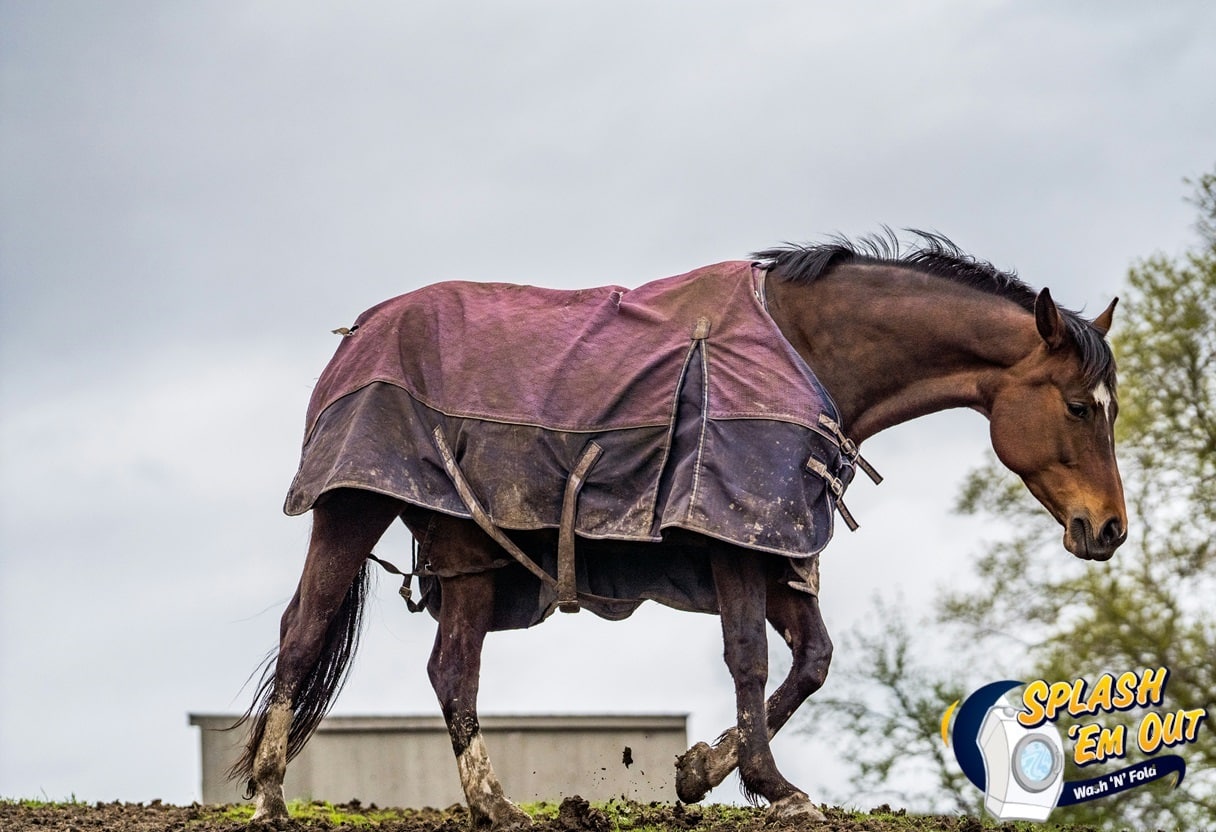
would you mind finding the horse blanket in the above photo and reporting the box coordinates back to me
[285,261,860,620]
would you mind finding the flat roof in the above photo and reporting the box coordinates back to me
[189,713,688,733]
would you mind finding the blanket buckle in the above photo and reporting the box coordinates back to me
[817,413,883,485]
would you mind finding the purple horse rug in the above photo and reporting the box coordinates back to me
[285,261,864,624]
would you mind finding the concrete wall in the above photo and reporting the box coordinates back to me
[190,714,688,808]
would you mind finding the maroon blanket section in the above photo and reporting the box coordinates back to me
[285,261,852,560]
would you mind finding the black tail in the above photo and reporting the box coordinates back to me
[227,560,373,790]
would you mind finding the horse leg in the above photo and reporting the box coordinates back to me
[705,549,820,817]
[426,519,531,831]
[677,565,830,820]
[242,489,404,821]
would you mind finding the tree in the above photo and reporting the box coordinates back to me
[810,172,1216,830]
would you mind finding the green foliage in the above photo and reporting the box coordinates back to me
[814,170,1216,831]
[951,172,1216,829]
[205,799,425,825]
[0,795,85,808]
[1186,170,1216,248]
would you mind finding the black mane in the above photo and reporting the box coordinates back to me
[752,230,1116,391]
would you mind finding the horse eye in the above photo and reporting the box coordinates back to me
[1067,402,1090,419]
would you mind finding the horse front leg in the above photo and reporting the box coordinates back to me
[706,550,822,818]
[427,520,531,831]
[680,557,829,820]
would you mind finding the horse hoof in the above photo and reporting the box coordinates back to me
[249,788,289,824]
[674,742,712,803]
[477,800,532,832]
[500,805,533,831]
[767,793,826,823]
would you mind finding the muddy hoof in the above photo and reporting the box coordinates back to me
[674,742,712,803]
[482,801,532,832]
[767,793,826,823]
[250,788,289,824]
[496,810,532,831]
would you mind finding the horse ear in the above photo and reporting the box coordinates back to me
[1090,297,1118,336]
[1034,287,1067,350]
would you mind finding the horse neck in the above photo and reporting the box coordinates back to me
[766,264,1039,443]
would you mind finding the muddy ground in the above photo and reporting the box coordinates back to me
[0,796,1095,832]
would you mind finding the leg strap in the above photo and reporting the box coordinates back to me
[557,442,603,613]
[367,552,428,613]
[430,427,603,615]
[431,426,557,588]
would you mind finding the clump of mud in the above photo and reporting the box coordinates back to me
[554,796,611,832]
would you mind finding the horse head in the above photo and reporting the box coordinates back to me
[986,289,1126,560]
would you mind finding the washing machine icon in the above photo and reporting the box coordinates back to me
[978,703,1065,821]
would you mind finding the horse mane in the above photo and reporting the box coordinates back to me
[752,229,1117,391]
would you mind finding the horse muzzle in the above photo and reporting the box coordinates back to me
[1065,515,1127,561]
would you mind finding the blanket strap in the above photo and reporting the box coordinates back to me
[368,539,515,613]
[805,456,860,531]
[431,426,558,589]
[557,442,603,613]
[817,413,883,485]
[807,414,881,532]
[366,552,428,613]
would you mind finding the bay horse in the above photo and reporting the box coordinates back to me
[233,232,1125,827]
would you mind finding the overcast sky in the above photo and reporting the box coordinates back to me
[1,0,1213,812]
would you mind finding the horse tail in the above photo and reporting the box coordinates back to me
[227,559,374,790]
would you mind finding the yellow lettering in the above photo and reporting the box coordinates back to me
[1049,681,1075,719]
[1164,711,1187,745]
[1141,708,1209,753]
[1138,711,1163,754]
[1112,671,1138,709]
[1180,709,1208,742]
[1019,669,1183,733]
[1137,667,1169,707]
[1018,680,1051,727]
[1093,724,1125,762]
[1067,678,1088,716]
[1089,673,1114,713]
[1073,723,1102,765]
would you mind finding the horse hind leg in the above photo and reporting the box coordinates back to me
[232,489,404,821]
[679,553,828,820]
[426,518,531,831]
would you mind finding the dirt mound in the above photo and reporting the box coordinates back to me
[0,797,1048,832]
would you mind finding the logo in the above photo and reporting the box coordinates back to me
[941,668,1207,823]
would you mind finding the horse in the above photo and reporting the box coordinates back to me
[232,232,1126,827]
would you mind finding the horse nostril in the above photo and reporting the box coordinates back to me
[1098,517,1125,546]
